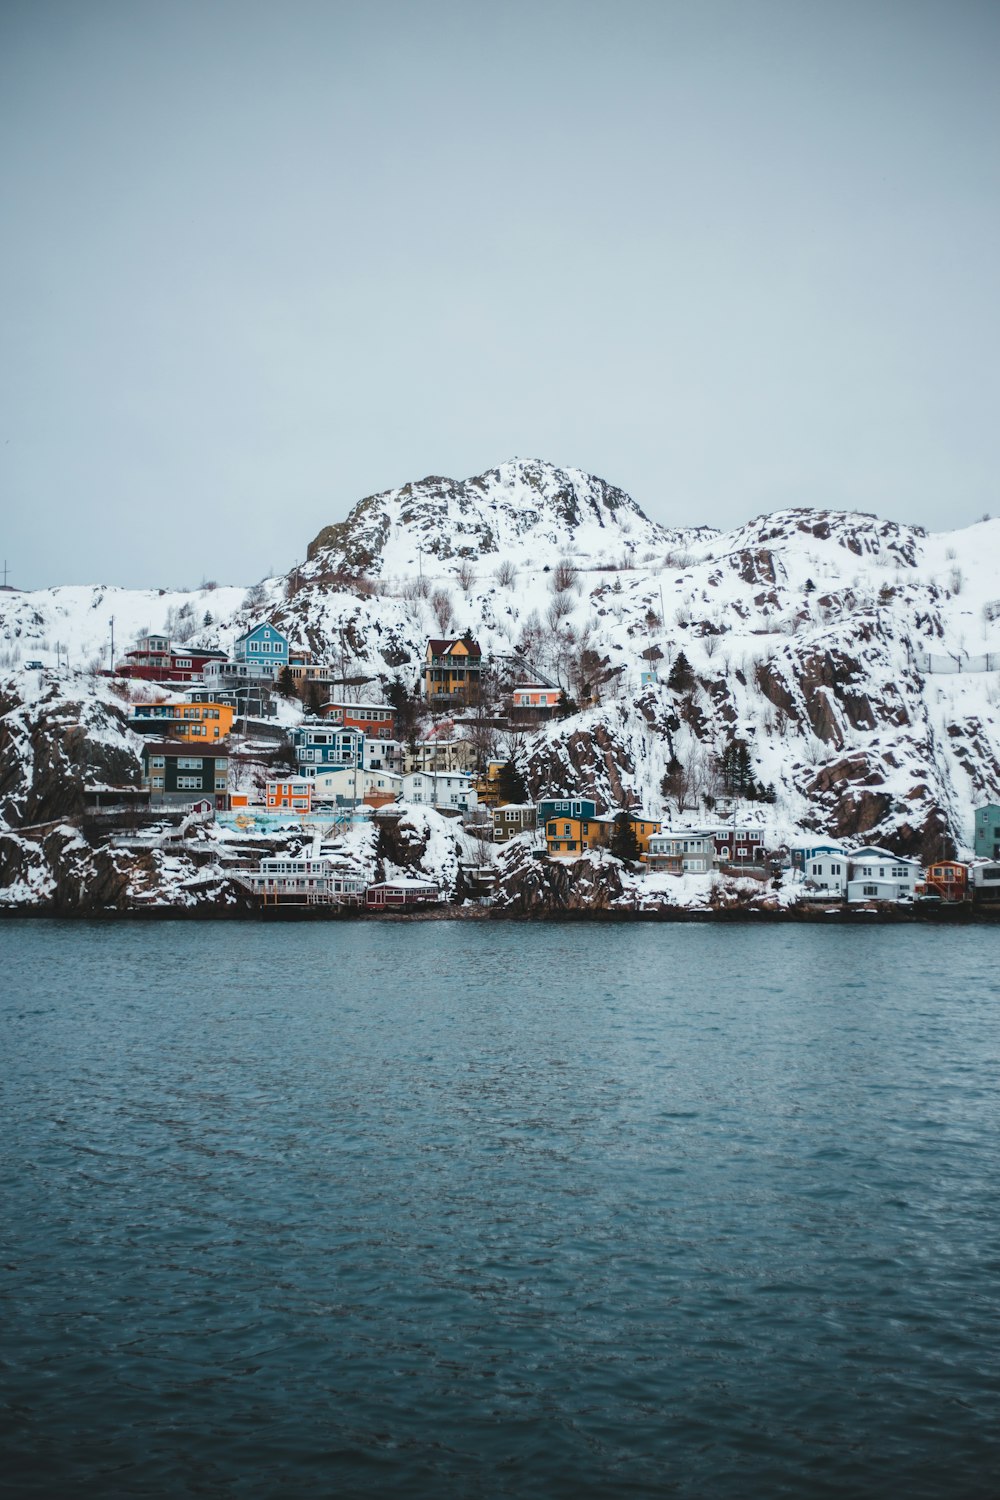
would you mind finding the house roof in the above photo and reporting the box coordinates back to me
[140,741,229,758]
[426,637,482,659]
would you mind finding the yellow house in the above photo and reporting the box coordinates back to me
[474,760,507,808]
[628,815,662,856]
[131,701,235,740]
[424,636,483,707]
[545,814,614,858]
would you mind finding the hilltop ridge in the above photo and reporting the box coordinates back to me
[2,460,999,912]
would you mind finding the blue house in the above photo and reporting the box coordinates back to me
[536,795,598,825]
[790,841,845,873]
[292,723,366,777]
[974,804,1000,859]
[233,622,289,669]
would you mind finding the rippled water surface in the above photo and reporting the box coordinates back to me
[2,920,999,1497]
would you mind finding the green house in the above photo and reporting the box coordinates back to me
[141,743,229,808]
[974,804,1000,859]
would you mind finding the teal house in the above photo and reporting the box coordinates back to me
[974,804,1000,859]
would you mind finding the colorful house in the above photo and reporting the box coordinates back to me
[537,796,598,825]
[625,814,661,856]
[974,804,1000,859]
[544,806,614,857]
[510,684,561,717]
[322,701,397,739]
[790,842,845,873]
[117,635,228,684]
[266,779,313,814]
[141,743,229,808]
[233,622,289,671]
[424,637,483,707]
[292,722,365,776]
[366,878,440,907]
[473,761,507,807]
[918,860,969,903]
[713,827,766,864]
[491,804,537,844]
[130,700,234,740]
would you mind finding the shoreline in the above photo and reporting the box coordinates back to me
[2,902,999,924]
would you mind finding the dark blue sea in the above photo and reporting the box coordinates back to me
[2,920,999,1498]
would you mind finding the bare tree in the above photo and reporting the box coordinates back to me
[552,558,577,593]
[431,589,454,633]
[495,559,518,588]
[457,560,476,593]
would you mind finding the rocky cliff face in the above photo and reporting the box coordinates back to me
[0,679,141,829]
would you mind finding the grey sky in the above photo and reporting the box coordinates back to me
[2,0,998,590]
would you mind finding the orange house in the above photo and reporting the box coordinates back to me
[266,779,313,814]
[131,701,234,740]
[919,860,969,902]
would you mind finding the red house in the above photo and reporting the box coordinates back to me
[321,700,397,739]
[713,827,765,864]
[117,633,228,683]
[365,878,439,908]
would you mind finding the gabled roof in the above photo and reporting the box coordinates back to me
[426,637,482,659]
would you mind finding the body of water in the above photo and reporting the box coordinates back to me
[2,921,999,1497]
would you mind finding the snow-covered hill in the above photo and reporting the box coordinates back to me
[3,459,1000,870]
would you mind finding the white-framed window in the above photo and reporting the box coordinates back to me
[177,758,203,769]
[863,883,878,896]
[177,776,202,789]
[151,756,165,768]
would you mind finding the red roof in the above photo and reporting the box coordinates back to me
[426,637,482,659]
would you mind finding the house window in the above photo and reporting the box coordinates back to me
[177,776,203,789]
[151,757,165,768]
[177,758,203,769]
[863,884,878,896]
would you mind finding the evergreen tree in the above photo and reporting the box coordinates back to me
[276,665,296,698]
[307,681,323,716]
[610,811,641,862]
[556,690,579,718]
[667,651,693,692]
[496,759,529,805]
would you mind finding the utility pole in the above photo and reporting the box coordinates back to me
[1,560,9,588]
[109,615,115,672]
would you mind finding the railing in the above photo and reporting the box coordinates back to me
[916,652,1000,675]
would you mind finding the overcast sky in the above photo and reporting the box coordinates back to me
[2,0,998,590]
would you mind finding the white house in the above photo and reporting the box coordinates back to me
[236,853,366,905]
[971,861,1000,897]
[402,770,478,813]
[846,848,922,903]
[645,828,717,874]
[312,767,403,806]
[801,848,849,899]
